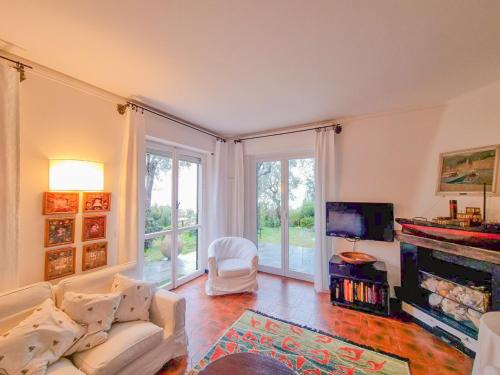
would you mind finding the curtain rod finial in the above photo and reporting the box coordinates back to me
[117,103,128,115]
[335,124,342,134]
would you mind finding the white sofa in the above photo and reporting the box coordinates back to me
[205,237,258,296]
[0,263,187,375]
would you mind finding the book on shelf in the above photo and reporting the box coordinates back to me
[331,278,386,307]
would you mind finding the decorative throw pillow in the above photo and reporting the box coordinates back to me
[111,274,153,322]
[61,291,121,353]
[0,299,85,375]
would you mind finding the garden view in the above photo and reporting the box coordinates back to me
[257,158,315,274]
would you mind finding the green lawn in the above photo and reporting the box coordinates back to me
[258,226,315,248]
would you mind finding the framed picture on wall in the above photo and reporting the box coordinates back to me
[45,247,76,280]
[82,241,108,271]
[43,192,79,215]
[45,218,75,247]
[437,145,499,194]
[82,215,106,242]
[83,192,111,213]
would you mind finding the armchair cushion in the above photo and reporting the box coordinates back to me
[217,258,251,277]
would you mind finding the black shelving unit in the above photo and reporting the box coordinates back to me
[329,255,389,316]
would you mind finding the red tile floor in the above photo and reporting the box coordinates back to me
[161,273,472,375]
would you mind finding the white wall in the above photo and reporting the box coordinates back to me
[19,73,126,286]
[414,81,500,222]
[243,81,500,291]
[18,73,217,287]
[243,107,444,289]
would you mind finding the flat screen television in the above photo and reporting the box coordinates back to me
[326,202,394,242]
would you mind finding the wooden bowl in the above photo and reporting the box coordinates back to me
[339,251,377,265]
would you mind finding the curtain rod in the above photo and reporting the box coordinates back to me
[0,54,33,69]
[117,101,226,142]
[0,54,33,82]
[234,123,342,143]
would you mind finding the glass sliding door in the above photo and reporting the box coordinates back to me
[176,156,201,281]
[144,151,173,287]
[288,158,315,276]
[256,156,315,281]
[144,145,203,288]
[256,160,282,269]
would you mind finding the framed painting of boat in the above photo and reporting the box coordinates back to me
[437,145,499,194]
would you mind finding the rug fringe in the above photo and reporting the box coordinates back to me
[246,308,411,364]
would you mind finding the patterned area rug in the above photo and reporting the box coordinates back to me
[189,309,410,375]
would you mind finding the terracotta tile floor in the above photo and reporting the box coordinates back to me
[161,273,472,375]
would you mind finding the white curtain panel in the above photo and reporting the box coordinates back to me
[0,62,20,292]
[207,140,228,244]
[117,109,146,267]
[231,141,245,237]
[314,128,336,292]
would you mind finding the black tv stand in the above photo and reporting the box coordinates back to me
[329,255,389,316]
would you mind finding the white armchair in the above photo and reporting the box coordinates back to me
[205,237,258,296]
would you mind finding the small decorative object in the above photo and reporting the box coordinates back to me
[43,192,79,215]
[437,145,499,194]
[45,247,76,280]
[83,192,111,212]
[449,200,457,219]
[82,241,108,271]
[45,218,75,247]
[82,215,106,242]
[338,251,377,265]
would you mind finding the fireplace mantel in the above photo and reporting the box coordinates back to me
[396,230,500,265]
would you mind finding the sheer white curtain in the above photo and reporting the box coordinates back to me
[117,109,146,268]
[230,141,245,237]
[314,128,336,292]
[0,62,20,292]
[207,140,229,244]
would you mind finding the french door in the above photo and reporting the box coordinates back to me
[143,143,204,288]
[255,155,315,281]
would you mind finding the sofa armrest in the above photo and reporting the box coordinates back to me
[149,288,186,336]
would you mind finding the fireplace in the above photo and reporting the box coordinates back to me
[397,232,500,356]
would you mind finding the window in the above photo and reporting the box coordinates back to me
[143,144,203,288]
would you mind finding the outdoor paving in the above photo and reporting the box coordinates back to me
[258,242,314,274]
[144,252,197,285]
[144,242,314,285]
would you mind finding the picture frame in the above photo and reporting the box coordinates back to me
[437,145,499,195]
[82,215,107,242]
[82,241,108,271]
[82,192,111,213]
[45,247,76,281]
[45,218,75,247]
[43,192,79,215]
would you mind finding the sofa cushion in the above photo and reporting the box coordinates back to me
[71,321,163,375]
[0,299,85,375]
[0,282,53,334]
[217,258,251,277]
[47,358,85,375]
[53,263,137,308]
[111,274,153,322]
[61,292,122,332]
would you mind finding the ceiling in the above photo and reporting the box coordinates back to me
[1,0,500,136]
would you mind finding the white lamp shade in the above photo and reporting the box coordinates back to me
[49,160,104,191]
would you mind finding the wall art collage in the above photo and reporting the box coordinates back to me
[43,192,111,280]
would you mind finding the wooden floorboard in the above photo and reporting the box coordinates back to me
[160,272,472,375]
